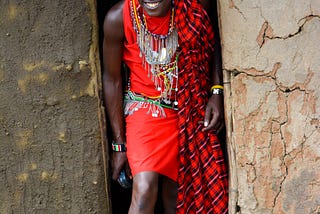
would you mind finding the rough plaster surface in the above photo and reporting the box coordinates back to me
[219,0,320,213]
[0,0,109,213]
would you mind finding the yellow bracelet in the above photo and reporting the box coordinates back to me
[210,85,224,91]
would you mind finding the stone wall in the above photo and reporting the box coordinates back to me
[0,0,110,213]
[219,0,320,213]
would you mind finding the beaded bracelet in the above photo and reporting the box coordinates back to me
[211,85,224,95]
[112,141,127,152]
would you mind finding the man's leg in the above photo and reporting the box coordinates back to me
[162,176,178,214]
[129,171,159,214]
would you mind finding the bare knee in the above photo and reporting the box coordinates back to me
[129,172,159,214]
[133,181,158,209]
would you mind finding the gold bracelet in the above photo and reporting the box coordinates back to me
[210,85,224,91]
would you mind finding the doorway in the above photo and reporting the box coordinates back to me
[96,1,226,213]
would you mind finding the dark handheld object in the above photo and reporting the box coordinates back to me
[117,170,132,189]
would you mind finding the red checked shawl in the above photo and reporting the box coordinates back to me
[174,0,228,213]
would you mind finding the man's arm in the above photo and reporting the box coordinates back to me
[102,0,128,180]
[202,0,223,85]
[201,0,225,132]
[200,0,223,85]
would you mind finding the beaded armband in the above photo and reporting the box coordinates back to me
[112,141,127,152]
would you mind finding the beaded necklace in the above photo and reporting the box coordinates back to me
[130,0,179,111]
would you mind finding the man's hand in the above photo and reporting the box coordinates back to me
[111,152,132,180]
[202,94,225,133]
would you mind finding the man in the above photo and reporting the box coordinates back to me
[103,0,228,213]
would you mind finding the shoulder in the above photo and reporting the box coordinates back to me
[103,0,125,35]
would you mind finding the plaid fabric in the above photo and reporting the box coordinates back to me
[175,0,228,213]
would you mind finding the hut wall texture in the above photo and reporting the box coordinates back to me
[219,0,320,213]
[0,0,110,213]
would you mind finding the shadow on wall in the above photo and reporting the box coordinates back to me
[96,0,227,213]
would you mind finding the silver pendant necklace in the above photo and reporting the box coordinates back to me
[130,0,179,101]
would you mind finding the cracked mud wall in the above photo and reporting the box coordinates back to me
[218,1,320,213]
[0,0,110,213]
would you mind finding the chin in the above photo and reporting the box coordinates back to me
[140,0,171,17]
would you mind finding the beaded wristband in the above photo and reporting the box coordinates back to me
[112,141,127,152]
[211,88,223,95]
[211,85,224,95]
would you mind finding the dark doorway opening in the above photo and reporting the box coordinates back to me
[96,1,227,213]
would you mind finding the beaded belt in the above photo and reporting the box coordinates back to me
[124,91,178,117]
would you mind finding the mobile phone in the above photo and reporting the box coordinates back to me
[117,170,132,189]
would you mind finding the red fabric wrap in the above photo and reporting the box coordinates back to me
[126,108,179,181]
[175,0,229,213]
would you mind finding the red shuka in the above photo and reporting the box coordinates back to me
[175,0,229,213]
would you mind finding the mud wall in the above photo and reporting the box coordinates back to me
[219,0,320,213]
[0,0,110,213]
